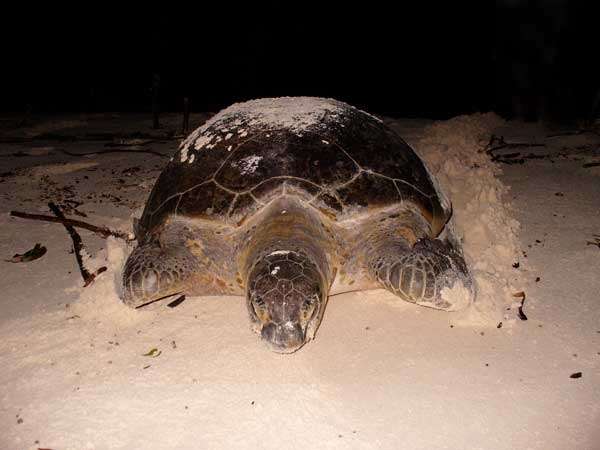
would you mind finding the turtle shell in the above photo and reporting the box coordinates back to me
[138,97,451,238]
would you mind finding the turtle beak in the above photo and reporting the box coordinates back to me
[260,321,306,353]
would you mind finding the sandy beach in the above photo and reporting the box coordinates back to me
[1,112,598,450]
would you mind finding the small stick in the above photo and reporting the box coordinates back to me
[483,135,545,155]
[167,295,186,308]
[495,157,525,165]
[57,148,168,158]
[546,129,600,138]
[47,202,88,283]
[587,236,600,249]
[512,291,528,320]
[495,152,522,159]
[488,142,545,153]
[0,132,178,145]
[48,202,105,287]
[10,210,132,241]
[84,266,108,287]
[103,140,157,148]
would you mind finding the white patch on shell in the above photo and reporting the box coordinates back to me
[271,266,280,275]
[321,140,330,144]
[194,134,214,151]
[198,98,373,140]
[268,250,291,256]
[225,133,233,140]
[179,147,189,162]
[188,154,195,164]
[177,97,383,161]
[227,145,233,152]
[231,155,262,175]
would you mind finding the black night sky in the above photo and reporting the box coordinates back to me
[3,1,598,122]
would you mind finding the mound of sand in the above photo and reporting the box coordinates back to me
[415,113,522,324]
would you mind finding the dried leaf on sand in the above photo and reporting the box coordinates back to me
[5,243,47,263]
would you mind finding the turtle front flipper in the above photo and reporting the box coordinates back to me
[368,237,474,311]
[122,238,200,308]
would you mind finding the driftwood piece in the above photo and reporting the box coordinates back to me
[484,135,546,155]
[512,291,528,321]
[103,139,157,148]
[83,266,108,287]
[167,295,186,308]
[10,210,132,241]
[0,131,178,144]
[482,135,558,164]
[48,202,106,287]
[57,148,168,158]
[587,235,600,249]
[546,129,600,139]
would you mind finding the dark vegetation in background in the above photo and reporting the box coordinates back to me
[2,1,598,122]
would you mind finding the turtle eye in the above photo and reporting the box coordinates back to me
[251,296,268,321]
[301,295,318,322]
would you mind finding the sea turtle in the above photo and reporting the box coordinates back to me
[122,97,474,353]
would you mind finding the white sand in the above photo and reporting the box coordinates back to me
[1,112,599,449]
[406,113,522,324]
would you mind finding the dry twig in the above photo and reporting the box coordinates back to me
[587,235,600,249]
[47,202,107,287]
[10,210,132,241]
[512,291,528,320]
[57,148,168,158]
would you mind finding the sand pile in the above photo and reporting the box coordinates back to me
[414,113,522,323]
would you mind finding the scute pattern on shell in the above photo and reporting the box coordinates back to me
[138,97,450,238]
[248,249,323,326]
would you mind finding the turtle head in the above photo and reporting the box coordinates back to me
[247,249,327,354]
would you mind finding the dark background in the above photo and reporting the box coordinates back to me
[2,1,598,122]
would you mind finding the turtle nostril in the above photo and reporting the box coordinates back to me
[261,323,277,342]
[261,322,305,352]
[250,298,264,321]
